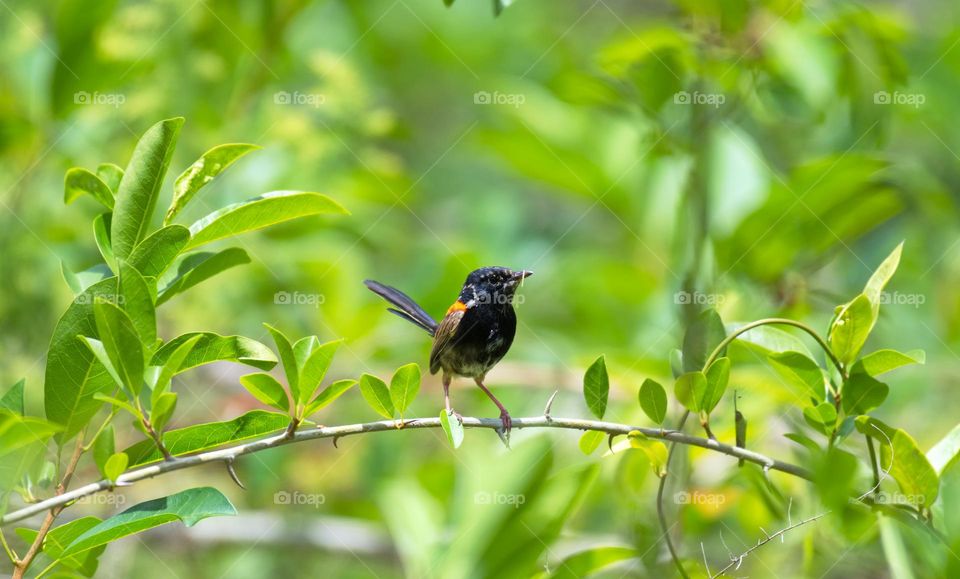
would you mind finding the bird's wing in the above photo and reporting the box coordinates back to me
[429,302,467,375]
[364,280,438,335]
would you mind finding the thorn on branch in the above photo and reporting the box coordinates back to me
[543,390,558,419]
[225,458,245,489]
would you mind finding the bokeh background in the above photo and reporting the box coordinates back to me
[2,0,959,576]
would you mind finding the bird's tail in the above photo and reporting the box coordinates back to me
[364,280,438,336]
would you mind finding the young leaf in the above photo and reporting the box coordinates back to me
[440,409,464,449]
[239,373,290,413]
[165,143,261,223]
[91,393,138,416]
[185,191,348,250]
[768,351,826,401]
[64,167,114,209]
[927,423,960,473]
[864,241,903,315]
[111,117,185,259]
[0,379,24,415]
[856,417,939,506]
[150,334,202,404]
[151,392,178,431]
[305,379,357,417]
[128,225,191,278]
[674,371,707,413]
[156,247,251,306]
[103,452,128,482]
[150,332,277,373]
[93,425,115,477]
[583,355,609,419]
[123,410,289,466]
[118,261,156,347]
[638,378,667,425]
[264,324,299,401]
[627,431,668,477]
[390,363,421,417]
[546,547,636,579]
[842,373,889,414]
[578,430,604,455]
[97,163,124,192]
[702,357,730,414]
[298,340,343,405]
[726,323,813,358]
[93,213,117,272]
[828,293,875,366]
[682,309,726,372]
[852,349,925,377]
[78,337,127,396]
[61,487,236,556]
[93,299,145,396]
[360,374,395,419]
[803,402,837,436]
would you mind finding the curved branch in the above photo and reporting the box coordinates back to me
[1,415,811,527]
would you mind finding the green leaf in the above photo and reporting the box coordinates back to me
[92,393,137,416]
[702,357,730,414]
[305,379,357,417]
[128,225,191,278]
[627,431,668,477]
[93,425,115,477]
[682,309,726,372]
[150,392,177,432]
[583,355,609,419]
[440,409,464,449]
[803,402,837,436]
[111,117,185,259]
[359,374,395,419]
[298,340,343,406]
[185,191,348,250]
[638,378,667,425]
[97,163,124,192]
[853,349,925,377]
[93,213,116,272]
[156,247,250,305]
[264,324,299,401]
[64,167,114,209]
[842,373,889,414]
[578,430,604,455]
[864,242,903,315]
[292,336,320,397]
[165,143,261,223]
[390,363,421,417]
[103,453,128,483]
[150,332,277,373]
[0,379,24,415]
[0,412,61,459]
[674,371,707,413]
[239,373,290,413]
[547,547,636,579]
[45,278,120,442]
[149,334,202,404]
[856,417,939,506]
[20,517,106,575]
[93,299,144,396]
[769,351,826,401]
[927,423,960,473]
[828,293,875,366]
[123,410,289,466]
[117,261,156,347]
[62,487,236,556]
[78,337,126,396]
[727,323,813,358]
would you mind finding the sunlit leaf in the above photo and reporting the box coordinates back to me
[239,373,290,413]
[360,374,394,419]
[857,416,939,506]
[674,371,707,413]
[128,225,191,278]
[0,379,24,415]
[864,242,903,315]
[165,143,260,223]
[157,248,250,306]
[440,409,464,449]
[638,378,667,425]
[103,452,128,483]
[547,546,636,579]
[64,167,113,209]
[828,293,875,366]
[93,213,116,272]
[390,363,421,417]
[298,340,343,406]
[803,402,837,435]
[578,430,604,455]
[151,332,276,373]
[627,431,668,476]
[853,349,925,377]
[97,163,124,192]
[702,357,730,414]
[305,379,357,417]
[769,351,826,401]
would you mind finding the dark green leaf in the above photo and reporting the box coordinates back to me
[682,309,726,372]
[264,324,299,401]
[583,355,609,419]
[62,487,236,556]
[769,351,826,401]
[150,332,276,373]
[638,378,667,424]
[803,402,837,436]
[93,213,116,272]
[359,374,394,419]
[165,143,261,223]
[64,167,113,209]
[702,357,730,414]
[117,261,156,347]
[440,409,464,449]
[185,191,348,250]
[842,373,889,414]
[92,299,144,396]
[239,373,290,413]
[390,363,421,417]
[156,248,250,306]
[19,517,106,575]
[111,117,185,259]
[150,392,177,432]
[128,225,191,278]
[305,379,357,417]
[0,379,24,415]
[853,349,925,377]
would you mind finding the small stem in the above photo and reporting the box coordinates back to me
[658,410,692,579]
[0,527,19,564]
[866,436,880,490]
[82,409,119,453]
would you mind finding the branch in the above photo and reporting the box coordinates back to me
[1,415,811,527]
[709,511,828,578]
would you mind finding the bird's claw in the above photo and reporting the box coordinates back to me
[496,410,512,449]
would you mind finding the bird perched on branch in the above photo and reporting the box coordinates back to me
[364,267,533,436]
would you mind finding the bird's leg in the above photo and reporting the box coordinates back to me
[474,377,511,434]
[443,374,462,423]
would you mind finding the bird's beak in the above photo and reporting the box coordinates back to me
[511,270,533,282]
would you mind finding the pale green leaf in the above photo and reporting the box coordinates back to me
[305,379,356,417]
[298,340,343,406]
[97,163,124,192]
[578,430,604,455]
[103,453,128,483]
[390,363,421,417]
[769,351,826,401]
[64,167,113,209]
[93,213,116,272]
[440,409,464,449]
[165,143,260,223]
[360,374,394,419]
[239,373,290,413]
[156,247,250,305]
[828,293,875,366]
[264,324,299,402]
[853,349,925,377]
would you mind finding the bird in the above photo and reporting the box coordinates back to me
[364,266,533,436]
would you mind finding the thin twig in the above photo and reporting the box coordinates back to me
[657,410,692,579]
[709,511,828,578]
[2,415,811,527]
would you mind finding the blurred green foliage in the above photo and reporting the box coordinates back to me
[3,0,960,576]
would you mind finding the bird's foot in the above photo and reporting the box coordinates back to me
[496,410,512,449]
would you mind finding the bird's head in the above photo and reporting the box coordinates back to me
[460,266,533,306]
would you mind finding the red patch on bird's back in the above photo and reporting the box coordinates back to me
[446,300,467,315]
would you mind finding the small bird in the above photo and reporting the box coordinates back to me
[364,267,533,435]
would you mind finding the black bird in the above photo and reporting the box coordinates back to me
[364,267,533,434]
